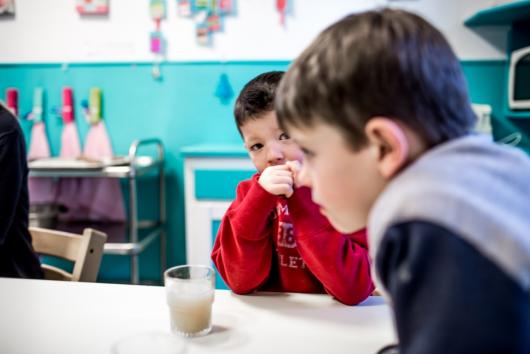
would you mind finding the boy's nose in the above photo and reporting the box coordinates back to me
[267,144,284,165]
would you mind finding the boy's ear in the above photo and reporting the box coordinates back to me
[364,117,409,179]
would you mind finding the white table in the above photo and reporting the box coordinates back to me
[0,278,396,354]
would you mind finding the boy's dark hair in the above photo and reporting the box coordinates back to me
[276,9,476,150]
[234,71,284,135]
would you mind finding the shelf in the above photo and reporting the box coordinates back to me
[29,156,161,178]
[464,1,530,26]
[28,138,166,284]
[504,109,530,118]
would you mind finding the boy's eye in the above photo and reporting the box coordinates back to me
[279,132,290,140]
[249,143,263,152]
[301,147,314,158]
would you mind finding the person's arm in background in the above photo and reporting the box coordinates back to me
[288,186,374,305]
[0,128,24,246]
[376,220,530,354]
[211,174,278,294]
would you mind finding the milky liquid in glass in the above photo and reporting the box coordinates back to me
[164,265,215,337]
[166,282,214,336]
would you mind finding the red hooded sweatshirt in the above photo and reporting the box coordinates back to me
[211,174,374,305]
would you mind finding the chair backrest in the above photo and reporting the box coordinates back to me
[30,227,107,282]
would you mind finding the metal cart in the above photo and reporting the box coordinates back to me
[29,138,166,284]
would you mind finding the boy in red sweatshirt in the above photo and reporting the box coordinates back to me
[211,71,374,305]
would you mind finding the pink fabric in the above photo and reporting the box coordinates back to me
[59,122,82,157]
[84,122,113,159]
[56,122,83,220]
[54,121,126,222]
[28,122,50,159]
[27,122,57,204]
[76,122,126,222]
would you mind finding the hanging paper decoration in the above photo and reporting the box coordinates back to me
[76,0,109,15]
[150,0,167,80]
[215,72,234,105]
[5,88,18,116]
[207,13,221,32]
[176,0,236,46]
[218,0,231,15]
[150,31,166,56]
[195,0,209,11]
[193,9,208,45]
[0,0,15,17]
[177,0,192,17]
[150,0,166,20]
[276,0,291,26]
[196,22,211,46]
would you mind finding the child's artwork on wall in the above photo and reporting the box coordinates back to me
[0,0,15,17]
[150,0,167,79]
[150,0,166,21]
[177,0,192,17]
[176,0,236,46]
[150,31,166,56]
[76,0,109,15]
[150,0,167,55]
[276,0,293,27]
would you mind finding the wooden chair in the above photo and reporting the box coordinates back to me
[30,227,107,282]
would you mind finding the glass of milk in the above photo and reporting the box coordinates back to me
[164,265,215,337]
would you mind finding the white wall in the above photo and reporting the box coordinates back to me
[0,0,507,63]
[395,0,508,60]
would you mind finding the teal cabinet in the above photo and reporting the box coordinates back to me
[182,145,255,289]
[465,1,530,119]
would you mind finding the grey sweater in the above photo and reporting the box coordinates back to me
[369,134,530,354]
[369,134,530,295]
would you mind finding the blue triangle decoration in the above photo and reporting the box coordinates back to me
[215,72,234,105]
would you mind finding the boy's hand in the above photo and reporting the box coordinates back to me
[286,160,303,188]
[259,165,294,198]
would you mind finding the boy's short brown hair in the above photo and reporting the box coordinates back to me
[234,71,284,136]
[276,8,476,150]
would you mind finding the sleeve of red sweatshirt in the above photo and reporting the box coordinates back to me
[211,174,278,294]
[287,186,375,305]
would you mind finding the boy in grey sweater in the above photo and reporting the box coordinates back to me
[276,8,530,354]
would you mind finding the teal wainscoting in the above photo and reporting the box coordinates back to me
[1,59,528,282]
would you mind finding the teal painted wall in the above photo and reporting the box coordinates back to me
[0,61,289,283]
[1,60,529,282]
